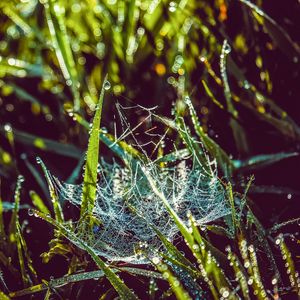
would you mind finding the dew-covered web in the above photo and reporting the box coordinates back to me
[113,102,170,157]
[53,104,230,264]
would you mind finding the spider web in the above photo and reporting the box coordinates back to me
[54,104,230,263]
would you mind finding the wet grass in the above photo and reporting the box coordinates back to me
[0,0,300,299]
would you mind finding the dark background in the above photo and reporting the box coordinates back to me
[0,0,300,298]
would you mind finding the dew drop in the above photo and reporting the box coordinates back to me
[222,289,230,298]
[243,80,250,89]
[224,43,231,54]
[192,244,200,252]
[104,80,111,90]
[4,123,12,132]
[173,279,180,287]
[101,127,108,133]
[152,257,160,264]
[7,58,16,66]
[17,175,24,183]
[168,1,177,12]
[28,208,34,216]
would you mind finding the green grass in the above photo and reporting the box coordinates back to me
[0,0,300,299]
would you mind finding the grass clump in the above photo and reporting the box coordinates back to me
[1,0,300,299]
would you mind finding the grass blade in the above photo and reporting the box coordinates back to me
[239,0,300,61]
[141,166,232,299]
[233,151,298,171]
[151,257,192,300]
[0,126,82,159]
[80,75,107,221]
[31,210,139,300]
[29,191,50,216]
[15,222,31,286]
[0,180,6,240]
[184,95,234,177]
[36,158,64,223]
[43,0,80,110]
[220,40,249,156]
[8,175,24,244]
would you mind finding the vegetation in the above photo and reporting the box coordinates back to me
[0,0,300,299]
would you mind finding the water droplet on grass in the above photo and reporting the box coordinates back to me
[4,123,12,132]
[104,80,111,90]
[243,80,250,89]
[224,43,231,54]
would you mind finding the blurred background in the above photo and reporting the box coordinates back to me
[1,0,300,293]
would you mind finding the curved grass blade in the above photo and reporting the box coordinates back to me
[269,218,300,234]
[239,0,300,61]
[9,84,49,112]
[189,221,233,299]
[276,236,300,296]
[233,151,298,171]
[29,191,50,217]
[16,222,38,283]
[184,95,234,177]
[141,166,232,299]
[0,126,82,159]
[220,40,249,156]
[36,158,64,223]
[151,257,192,300]
[0,56,43,78]
[9,267,161,298]
[15,222,31,286]
[246,207,281,283]
[0,180,5,240]
[152,227,196,272]
[119,267,163,280]
[30,210,139,300]
[175,116,212,176]
[203,50,300,141]
[8,175,24,244]
[202,80,224,110]
[249,185,300,196]
[22,155,49,199]
[9,271,105,298]
[226,246,250,300]
[0,3,33,36]
[7,176,32,286]
[43,0,80,110]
